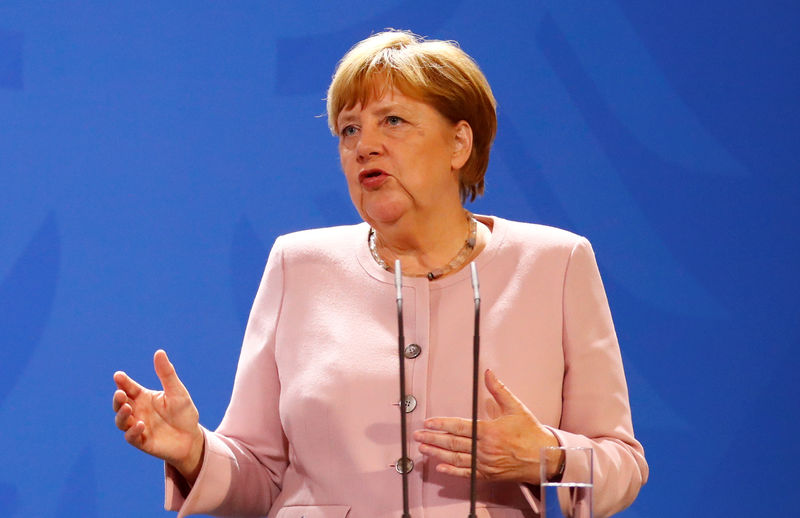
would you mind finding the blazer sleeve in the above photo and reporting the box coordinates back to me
[547,237,649,517]
[164,237,289,517]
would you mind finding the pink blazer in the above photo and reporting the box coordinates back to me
[165,216,648,517]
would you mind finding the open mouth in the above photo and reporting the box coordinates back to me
[358,169,389,189]
[359,169,387,182]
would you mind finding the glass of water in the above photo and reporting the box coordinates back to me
[540,446,593,518]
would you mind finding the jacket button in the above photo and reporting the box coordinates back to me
[395,457,414,474]
[404,343,421,359]
[402,394,417,413]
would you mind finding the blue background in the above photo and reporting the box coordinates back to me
[1,1,798,516]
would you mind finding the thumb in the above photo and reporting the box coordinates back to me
[485,369,526,415]
[153,349,188,396]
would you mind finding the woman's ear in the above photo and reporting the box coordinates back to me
[451,120,473,171]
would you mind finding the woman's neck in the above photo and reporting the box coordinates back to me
[371,206,482,278]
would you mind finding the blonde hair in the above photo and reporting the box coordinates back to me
[326,30,497,203]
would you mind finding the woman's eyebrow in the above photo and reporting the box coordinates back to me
[372,103,409,117]
[337,111,359,127]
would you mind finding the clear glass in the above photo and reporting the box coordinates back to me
[540,446,593,518]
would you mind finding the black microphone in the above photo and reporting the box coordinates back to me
[468,262,481,518]
[394,260,412,518]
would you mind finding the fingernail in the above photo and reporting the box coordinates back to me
[425,419,439,430]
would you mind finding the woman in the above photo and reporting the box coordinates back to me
[113,30,648,517]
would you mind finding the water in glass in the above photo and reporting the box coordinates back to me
[541,482,592,518]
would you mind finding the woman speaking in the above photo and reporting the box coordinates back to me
[113,30,648,517]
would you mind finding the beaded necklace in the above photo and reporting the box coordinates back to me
[368,211,477,280]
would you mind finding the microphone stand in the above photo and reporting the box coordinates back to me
[393,261,481,518]
[394,260,411,518]
[468,262,481,518]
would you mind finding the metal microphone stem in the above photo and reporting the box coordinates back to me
[468,262,481,518]
[395,261,411,518]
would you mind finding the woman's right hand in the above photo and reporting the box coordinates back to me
[113,349,205,484]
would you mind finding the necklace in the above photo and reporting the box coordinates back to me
[368,211,477,280]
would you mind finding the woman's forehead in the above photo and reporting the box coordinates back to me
[342,72,423,107]
[338,87,428,120]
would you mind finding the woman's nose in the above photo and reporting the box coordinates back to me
[356,126,382,160]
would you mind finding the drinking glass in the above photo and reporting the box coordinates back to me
[540,446,593,518]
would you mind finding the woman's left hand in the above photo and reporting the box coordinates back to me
[413,368,559,485]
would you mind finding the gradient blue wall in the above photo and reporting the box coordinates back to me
[1,2,798,516]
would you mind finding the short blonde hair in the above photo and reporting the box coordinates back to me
[327,30,497,203]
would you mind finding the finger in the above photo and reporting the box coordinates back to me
[434,464,476,479]
[424,417,479,438]
[485,369,525,415]
[124,420,146,447]
[413,430,472,453]
[113,371,145,399]
[113,389,129,412]
[418,442,472,469]
[153,349,187,396]
[115,404,134,430]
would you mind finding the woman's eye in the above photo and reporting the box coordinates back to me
[341,125,358,137]
[386,115,403,126]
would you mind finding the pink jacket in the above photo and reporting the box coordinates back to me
[165,216,648,517]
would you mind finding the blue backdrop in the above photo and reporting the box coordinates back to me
[1,2,798,516]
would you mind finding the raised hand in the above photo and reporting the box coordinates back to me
[113,349,205,483]
[413,368,561,484]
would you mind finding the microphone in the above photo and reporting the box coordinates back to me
[468,262,481,518]
[394,260,411,518]
[392,261,480,517]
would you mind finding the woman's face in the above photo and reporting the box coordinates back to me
[336,85,471,227]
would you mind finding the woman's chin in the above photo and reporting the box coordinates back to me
[362,199,410,227]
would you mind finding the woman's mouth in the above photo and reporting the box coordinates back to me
[359,169,389,190]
